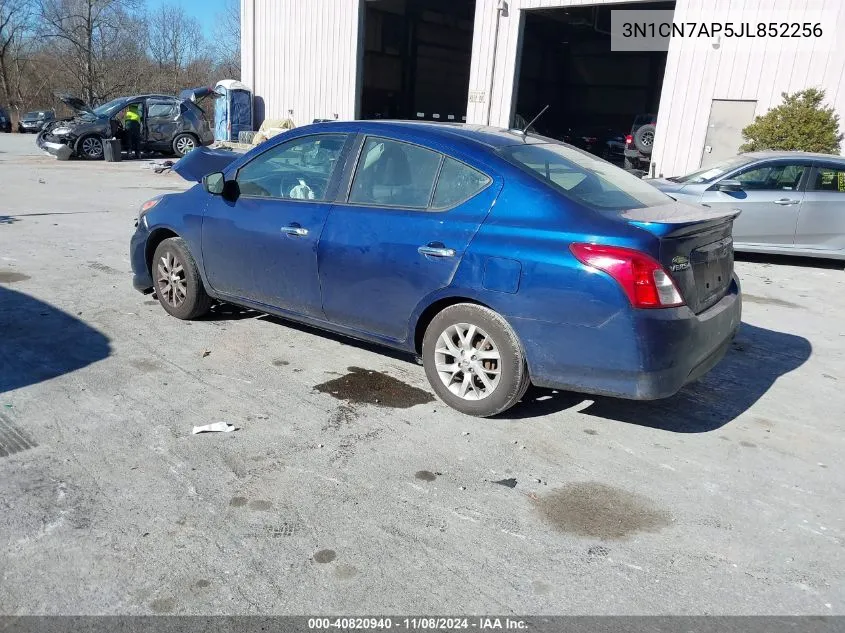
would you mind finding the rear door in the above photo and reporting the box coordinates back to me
[699,160,810,247]
[145,98,180,150]
[794,162,845,252]
[317,135,500,341]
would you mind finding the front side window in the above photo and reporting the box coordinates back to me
[734,163,806,191]
[236,134,348,200]
[501,142,671,210]
[809,165,845,192]
[349,138,442,208]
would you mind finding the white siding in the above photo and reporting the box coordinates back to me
[652,0,845,177]
[241,0,363,126]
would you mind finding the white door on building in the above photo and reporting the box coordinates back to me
[700,100,758,168]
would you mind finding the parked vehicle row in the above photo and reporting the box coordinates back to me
[131,121,741,417]
[0,106,11,133]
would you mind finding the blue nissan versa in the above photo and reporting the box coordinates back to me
[130,121,742,417]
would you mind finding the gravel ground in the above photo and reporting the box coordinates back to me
[0,132,843,615]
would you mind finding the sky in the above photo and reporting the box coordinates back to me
[145,0,232,37]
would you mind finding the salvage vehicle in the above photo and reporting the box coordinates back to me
[650,152,845,260]
[131,121,742,417]
[624,113,656,171]
[0,106,10,133]
[37,93,212,160]
[18,110,55,133]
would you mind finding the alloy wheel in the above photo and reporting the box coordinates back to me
[156,251,187,308]
[434,323,501,401]
[176,136,196,155]
[641,131,654,147]
[82,137,103,158]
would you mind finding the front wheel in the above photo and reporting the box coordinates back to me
[78,135,104,160]
[422,303,530,417]
[152,237,212,320]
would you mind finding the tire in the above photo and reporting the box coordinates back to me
[172,133,198,158]
[422,303,530,417]
[152,237,212,320]
[633,124,655,155]
[78,135,104,160]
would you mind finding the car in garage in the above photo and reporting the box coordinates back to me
[649,152,845,260]
[37,93,212,160]
[624,114,657,171]
[17,110,55,133]
[131,121,742,417]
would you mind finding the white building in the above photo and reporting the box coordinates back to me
[240,0,845,178]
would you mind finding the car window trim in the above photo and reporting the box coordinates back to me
[233,132,354,204]
[343,135,444,211]
[807,161,845,193]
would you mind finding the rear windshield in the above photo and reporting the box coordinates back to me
[500,142,671,210]
[668,156,755,184]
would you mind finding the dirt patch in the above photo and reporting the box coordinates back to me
[0,271,30,284]
[743,294,802,309]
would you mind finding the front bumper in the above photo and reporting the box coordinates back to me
[130,221,154,293]
[515,275,743,400]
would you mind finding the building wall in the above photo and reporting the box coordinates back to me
[241,0,363,126]
[466,0,845,177]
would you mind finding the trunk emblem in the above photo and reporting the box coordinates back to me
[670,255,691,272]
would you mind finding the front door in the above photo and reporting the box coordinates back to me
[318,136,500,341]
[701,161,809,247]
[201,133,351,317]
[145,98,180,150]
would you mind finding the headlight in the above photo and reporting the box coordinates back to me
[52,127,71,135]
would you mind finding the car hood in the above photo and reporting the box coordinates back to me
[644,178,695,194]
[173,146,242,182]
[58,94,96,117]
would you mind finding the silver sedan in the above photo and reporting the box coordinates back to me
[649,151,845,260]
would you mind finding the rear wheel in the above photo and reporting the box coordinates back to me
[152,237,212,320]
[172,133,198,157]
[634,124,655,155]
[422,303,529,417]
[78,135,104,160]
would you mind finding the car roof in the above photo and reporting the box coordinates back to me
[743,150,845,162]
[305,120,554,151]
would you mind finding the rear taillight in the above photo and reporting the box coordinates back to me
[625,134,633,146]
[570,243,685,309]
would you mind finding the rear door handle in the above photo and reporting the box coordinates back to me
[281,223,308,236]
[774,198,799,205]
[418,244,456,258]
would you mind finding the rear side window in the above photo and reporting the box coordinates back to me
[809,165,845,192]
[148,101,178,118]
[349,138,442,208]
[432,157,491,208]
[501,143,670,210]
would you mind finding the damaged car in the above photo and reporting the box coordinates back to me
[37,93,213,160]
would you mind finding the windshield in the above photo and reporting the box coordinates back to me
[23,111,45,119]
[500,142,671,210]
[669,156,756,184]
[92,98,126,118]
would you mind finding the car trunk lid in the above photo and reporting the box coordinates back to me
[614,202,739,314]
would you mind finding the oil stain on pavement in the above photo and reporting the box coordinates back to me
[313,549,337,564]
[415,470,438,482]
[535,482,670,540]
[0,271,30,284]
[314,367,434,408]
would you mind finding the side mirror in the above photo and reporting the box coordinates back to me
[203,172,225,195]
[716,179,743,192]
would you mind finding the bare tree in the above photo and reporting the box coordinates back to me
[211,0,238,79]
[38,0,140,103]
[147,2,203,93]
[0,0,35,110]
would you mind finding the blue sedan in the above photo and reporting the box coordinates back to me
[130,121,742,417]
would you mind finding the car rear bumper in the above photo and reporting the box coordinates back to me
[514,275,742,400]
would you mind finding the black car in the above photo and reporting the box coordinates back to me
[624,113,656,171]
[0,106,11,133]
[565,126,626,162]
[37,93,213,160]
[18,110,55,133]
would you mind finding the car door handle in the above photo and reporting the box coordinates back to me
[281,224,308,236]
[418,244,456,258]
[774,198,799,205]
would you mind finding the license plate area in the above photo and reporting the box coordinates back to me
[692,237,733,311]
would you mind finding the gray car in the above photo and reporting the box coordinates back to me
[649,151,845,260]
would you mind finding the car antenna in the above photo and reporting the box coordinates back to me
[522,105,549,137]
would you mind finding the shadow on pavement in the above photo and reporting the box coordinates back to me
[504,322,812,431]
[0,286,112,393]
[0,216,18,225]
